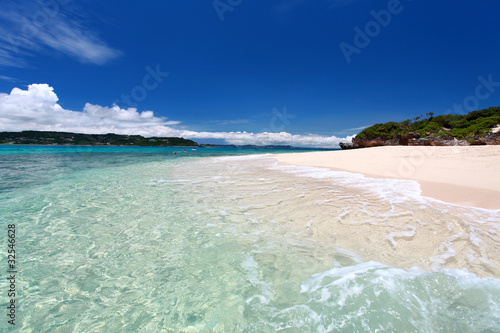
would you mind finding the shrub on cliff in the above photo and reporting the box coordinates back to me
[432,114,462,128]
[465,106,500,121]
[409,121,441,135]
[355,106,500,141]
[355,122,402,140]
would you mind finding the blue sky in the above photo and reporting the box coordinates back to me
[1,0,499,147]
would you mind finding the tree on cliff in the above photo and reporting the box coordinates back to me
[354,106,500,141]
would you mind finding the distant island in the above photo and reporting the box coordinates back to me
[341,106,500,149]
[0,131,198,147]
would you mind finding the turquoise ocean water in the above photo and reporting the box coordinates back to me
[1,145,499,332]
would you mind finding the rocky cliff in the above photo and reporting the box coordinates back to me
[347,131,500,149]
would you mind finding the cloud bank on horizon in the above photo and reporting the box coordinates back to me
[0,84,355,147]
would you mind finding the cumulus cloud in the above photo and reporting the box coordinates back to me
[0,83,178,133]
[0,0,121,67]
[0,84,355,148]
[183,131,356,148]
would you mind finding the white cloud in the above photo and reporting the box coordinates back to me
[341,125,370,132]
[0,84,355,148]
[0,83,178,133]
[210,119,250,125]
[0,1,121,67]
[0,75,19,83]
[184,131,356,148]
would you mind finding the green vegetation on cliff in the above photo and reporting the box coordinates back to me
[0,131,198,146]
[356,107,500,140]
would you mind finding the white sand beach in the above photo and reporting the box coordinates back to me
[273,146,500,210]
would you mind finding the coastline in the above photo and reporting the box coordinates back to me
[272,146,500,210]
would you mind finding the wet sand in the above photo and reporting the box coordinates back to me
[273,146,500,210]
[170,154,500,278]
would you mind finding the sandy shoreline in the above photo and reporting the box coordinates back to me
[273,146,500,210]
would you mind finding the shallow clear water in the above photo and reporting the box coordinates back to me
[1,145,499,332]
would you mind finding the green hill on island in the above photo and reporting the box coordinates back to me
[0,131,198,147]
[349,106,500,148]
[357,106,500,140]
